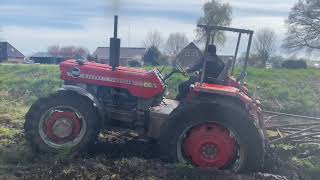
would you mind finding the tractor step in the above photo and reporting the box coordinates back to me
[147,99,180,138]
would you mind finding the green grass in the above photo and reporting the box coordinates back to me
[245,68,320,117]
[0,127,17,138]
[0,64,62,146]
[1,64,320,117]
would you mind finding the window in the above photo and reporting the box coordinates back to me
[185,52,191,56]
[11,48,15,52]
[192,52,198,56]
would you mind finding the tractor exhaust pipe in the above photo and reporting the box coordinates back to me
[114,15,118,38]
[109,15,121,71]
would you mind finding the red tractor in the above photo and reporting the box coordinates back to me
[24,16,268,172]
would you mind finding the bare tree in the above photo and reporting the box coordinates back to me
[74,47,89,58]
[282,0,320,54]
[253,27,277,68]
[144,31,164,49]
[59,46,75,59]
[48,45,89,59]
[197,0,232,45]
[48,45,60,57]
[165,32,189,57]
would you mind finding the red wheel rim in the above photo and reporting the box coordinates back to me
[183,123,237,168]
[44,111,82,144]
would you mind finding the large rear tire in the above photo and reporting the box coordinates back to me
[159,103,264,173]
[24,91,100,154]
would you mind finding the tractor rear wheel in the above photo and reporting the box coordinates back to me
[24,91,100,154]
[159,103,264,173]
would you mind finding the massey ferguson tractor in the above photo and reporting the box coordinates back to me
[24,16,268,172]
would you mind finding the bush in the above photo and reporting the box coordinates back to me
[143,46,161,66]
[282,60,307,69]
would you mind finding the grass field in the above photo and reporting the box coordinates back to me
[1,63,320,138]
[1,64,320,116]
[1,63,320,179]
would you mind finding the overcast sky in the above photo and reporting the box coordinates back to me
[0,0,295,56]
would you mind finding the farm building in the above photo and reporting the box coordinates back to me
[176,43,234,69]
[0,42,25,63]
[176,42,203,69]
[93,47,146,67]
[30,52,64,64]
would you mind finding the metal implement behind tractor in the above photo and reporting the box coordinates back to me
[24,16,267,173]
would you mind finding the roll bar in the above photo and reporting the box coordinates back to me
[197,24,254,85]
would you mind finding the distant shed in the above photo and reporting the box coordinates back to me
[30,52,64,64]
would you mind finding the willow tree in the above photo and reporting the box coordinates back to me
[196,0,232,45]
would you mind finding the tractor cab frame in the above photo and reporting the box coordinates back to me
[197,24,254,87]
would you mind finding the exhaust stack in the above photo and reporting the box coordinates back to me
[109,15,121,71]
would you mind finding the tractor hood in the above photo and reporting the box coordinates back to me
[60,60,165,99]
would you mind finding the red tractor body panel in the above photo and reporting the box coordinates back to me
[192,82,253,104]
[60,60,165,99]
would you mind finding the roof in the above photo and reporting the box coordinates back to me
[0,42,25,59]
[93,47,146,59]
[31,52,52,58]
[177,42,203,59]
[182,42,201,51]
[30,52,64,58]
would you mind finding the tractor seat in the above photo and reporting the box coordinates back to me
[202,55,225,85]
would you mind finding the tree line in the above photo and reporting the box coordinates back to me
[45,0,320,68]
[145,0,320,68]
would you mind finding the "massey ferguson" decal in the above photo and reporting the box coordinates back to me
[67,68,157,88]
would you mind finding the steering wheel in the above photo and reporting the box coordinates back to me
[173,62,187,76]
[237,72,247,82]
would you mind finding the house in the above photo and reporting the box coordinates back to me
[30,52,64,64]
[0,42,25,63]
[176,42,203,69]
[93,47,146,67]
[177,43,235,69]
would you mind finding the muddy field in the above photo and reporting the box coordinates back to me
[0,123,309,180]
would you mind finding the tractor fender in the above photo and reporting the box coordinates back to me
[60,85,105,125]
[186,95,248,115]
[183,95,267,141]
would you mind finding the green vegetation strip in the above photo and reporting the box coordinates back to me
[1,64,320,116]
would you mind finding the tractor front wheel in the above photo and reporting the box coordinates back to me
[24,91,100,154]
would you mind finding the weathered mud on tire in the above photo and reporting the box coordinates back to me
[24,91,101,154]
[160,102,265,173]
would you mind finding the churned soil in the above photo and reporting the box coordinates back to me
[0,130,302,180]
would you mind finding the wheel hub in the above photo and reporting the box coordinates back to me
[183,123,237,168]
[52,118,73,138]
[201,144,218,159]
[44,111,82,143]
